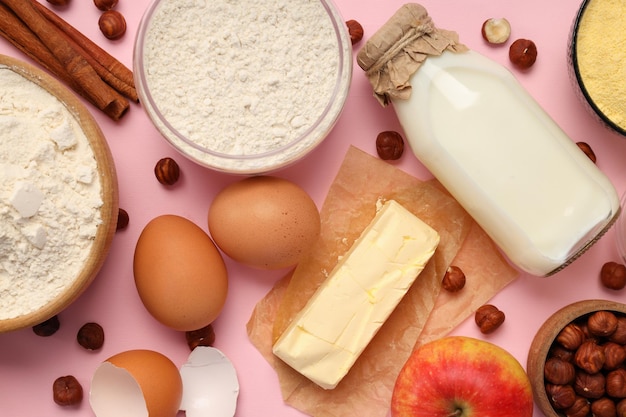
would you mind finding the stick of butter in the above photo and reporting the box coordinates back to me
[272,199,440,389]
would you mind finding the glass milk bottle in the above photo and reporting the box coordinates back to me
[357,3,620,276]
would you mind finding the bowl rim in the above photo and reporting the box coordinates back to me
[527,299,626,417]
[133,0,353,174]
[570,0,626,136]
[0,54,119,333]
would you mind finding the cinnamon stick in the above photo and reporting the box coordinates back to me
[34,1,138,102]
[0,0,129,120]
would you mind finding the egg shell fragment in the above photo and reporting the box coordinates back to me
[208,176,321,270]
[90,349,182,417]
[180,346,240,417]
[133,214,228,331]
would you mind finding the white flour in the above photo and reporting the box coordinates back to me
[0,67,103,320]
[140,0,351,172]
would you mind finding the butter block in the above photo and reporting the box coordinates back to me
[272,199,440,389]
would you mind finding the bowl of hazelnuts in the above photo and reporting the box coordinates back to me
[527,299,626,417]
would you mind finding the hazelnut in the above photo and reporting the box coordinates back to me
[98,10,126,40]
[185,324,216,351]
[346,20,364,45]
[576,142,597,164]
[116,208,129,230]
[603,341,626,370]
[574,371,605,399]
[441,265,466,292]
[557,323,586,350]
[588,310,618,337]
[546,383,577,409]
[53,375,83,406]
[616,399,626,416]
[606,368,626,398]
[609,317,626,344]
[375,131,404,160]
[600,261,626,290]
[76,322,105,351]
[94,0,118,11]
[481,18,511,44]
[32,315,60,337]
[549,345,575,363]
[509,38,537,69]
[154,157,181,185]
[591,397,617,417]
[564,396,591,417]
[544,357,576,385]
[474,304,505,334]
[575,340,606,374]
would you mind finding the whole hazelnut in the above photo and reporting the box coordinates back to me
[481,18,511,45]
[544,357,576,385]
[441,265,466,292]
[575,340,606,374]
[116,208,129,230]
[154,157,181,185]
[546,383,576,410]
[76,322,105,351]
[574,371,605,399]
[603,341,626,370]
[606,368,626,398]
[600,261,626,290]
[94,0,118,11]
[98,10,126,40]
[509,38,537,69]
[32,315,60,337]
[564,396,591,417]
[556,322,586,350]
[616,399,626,416]
[474,304,505,334]
[549,345,575,363]
[576,142,597,164]
[53,375,83,406]
[588,310,618,337]
[376,131,404,160]
[591,397,617,417]
[609,316,626,344]
[185,324,216,351]
[346,20,364,45]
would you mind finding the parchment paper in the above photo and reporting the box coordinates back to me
[247,146,519,417]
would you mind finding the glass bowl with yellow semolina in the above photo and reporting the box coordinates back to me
[570,0,626,136]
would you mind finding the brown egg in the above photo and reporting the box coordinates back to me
[208,176,320,270]
[133,215,228,331]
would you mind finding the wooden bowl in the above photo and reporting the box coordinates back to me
[527,299,626,417]
[0,54,118,333]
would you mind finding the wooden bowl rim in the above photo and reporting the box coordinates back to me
[0,54,119,333]
[526,299,626,417]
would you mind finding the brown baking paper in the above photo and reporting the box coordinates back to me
[356,3,468,106]
[247,146,518,417]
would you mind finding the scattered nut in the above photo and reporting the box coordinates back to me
[376,130,404,160]
[576,142,597,164]
[556,322,586,350]
[544,357,576,385]
[574,370,605,399]
[591,397,617,417]
[76,322,105,350]
[346,20,364,45]
[575,340,606,374]
[46,0,70,6]
[185,323,216,351]
[587,310,618,337]
[600,261,626,290]
[606,368,626,398]
[94,0,118,11]
[154,157,181,185]
[481,18,511,44]
[509,38,537,69]
[546,383,577,410]
[474,304,505,334]
[441,265,466,292]
[98,10,126,40]
[116,208,129,230]
[32,315,60,337]
[53,375,83,406]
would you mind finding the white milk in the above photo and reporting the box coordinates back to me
[393,50,620,276]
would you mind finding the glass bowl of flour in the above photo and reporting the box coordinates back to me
[0,55,118,333]
[134,0,352,174]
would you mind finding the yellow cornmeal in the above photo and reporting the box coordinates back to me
[576,0,626,130]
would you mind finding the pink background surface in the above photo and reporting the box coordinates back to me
[2,0,626,416]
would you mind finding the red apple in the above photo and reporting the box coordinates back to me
[391,336,533,417]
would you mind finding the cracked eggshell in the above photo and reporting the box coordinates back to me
[89,349,183,417]
[180,346,240,417]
